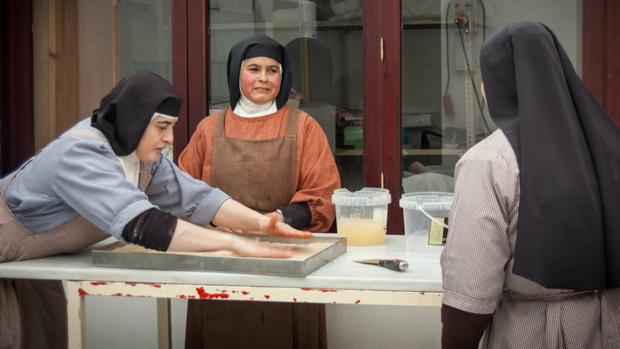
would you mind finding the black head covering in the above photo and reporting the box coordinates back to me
[227,35,292,109]
[480,21,620,290]
[91,71,183,156]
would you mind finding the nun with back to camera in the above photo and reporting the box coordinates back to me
[0,71,310,349]
[440,21,620,348]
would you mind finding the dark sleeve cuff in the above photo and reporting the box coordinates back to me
[441,304,493,349]
[279,202,312,229]
[122,208,177,251]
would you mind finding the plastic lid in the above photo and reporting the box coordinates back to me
[332,187,391,206]
[399,192,453,211]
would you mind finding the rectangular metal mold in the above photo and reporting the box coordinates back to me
[92,235,346,277]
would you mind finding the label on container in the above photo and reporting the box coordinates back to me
[428,217,448,246]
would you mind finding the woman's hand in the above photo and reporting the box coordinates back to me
[258,214,313,239]
[168,219,293,258]
[212,200,313,238]
[229,236,293,258]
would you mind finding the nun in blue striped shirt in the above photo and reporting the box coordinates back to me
[0,71,311,349]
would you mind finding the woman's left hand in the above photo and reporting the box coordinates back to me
[259,215,313,239]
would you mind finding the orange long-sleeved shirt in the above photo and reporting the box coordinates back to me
[178,106,340,232]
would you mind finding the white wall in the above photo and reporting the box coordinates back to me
[85,297,440,349]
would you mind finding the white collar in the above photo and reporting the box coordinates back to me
[234,92,277,118]
[118,152,141,187]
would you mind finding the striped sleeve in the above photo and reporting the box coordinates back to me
[52,138,155,241]
[146,156,230,225]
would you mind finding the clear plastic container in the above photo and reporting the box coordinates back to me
[399,192,453,246]
[332,188,391,246]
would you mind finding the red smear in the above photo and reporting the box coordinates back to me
[300,287,337,293]
[293,298,297,302]
[188,295,196,299]
[232,290,236,294]
[126,282,137,287]
[196,287,230,300]
[264,295,270,299]
[90,281,107,286]
[241,291,249,295]
[126,294,133,297]
[355,300,361,304]
[111,293,123,297]
[78,288,89,296]
[151,284,162,288]
[179,295,187,299]
[221,289,227,293]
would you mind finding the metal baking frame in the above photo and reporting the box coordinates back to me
[92,235,347,276]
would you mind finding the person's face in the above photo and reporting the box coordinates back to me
[239,56,282,105]
[136,116,177,163]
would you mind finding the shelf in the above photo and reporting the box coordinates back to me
[335,149,363,156]
[335,148,463,157]
[210,20,362,31]
[210,18,449,32]
[403,149,462,156]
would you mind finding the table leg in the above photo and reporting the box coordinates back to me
[156,298,171,349]
[63,280,85,348]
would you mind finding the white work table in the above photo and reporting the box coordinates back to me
[0,234,444,348]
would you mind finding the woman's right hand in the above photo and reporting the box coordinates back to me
[168,219,292,258]
[258,214,313,239]
[229,235,292,258]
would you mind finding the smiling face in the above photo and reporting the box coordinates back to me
[239,56,282,105]
[136,116,177,163]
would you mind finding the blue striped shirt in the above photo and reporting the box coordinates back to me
[0,119,230,242]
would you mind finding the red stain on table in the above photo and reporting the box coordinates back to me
[151,284,162,288]
[196,287,230,300]
[90,281,107,286]
[111,293,123,297]
[126,282,137,287]
[78,288,89,296]
[264,295,270,299]
[300,288,337,293]
[355,300,361,304]
[241,291,249,295]
[293,298,297,302]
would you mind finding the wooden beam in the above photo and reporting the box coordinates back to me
[363,0,403,234]
[1,0,34,174]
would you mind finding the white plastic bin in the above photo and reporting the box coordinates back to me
[332,187,391,246]
[399,192,453,246]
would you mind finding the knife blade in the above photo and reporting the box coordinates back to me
[354,258,409,272]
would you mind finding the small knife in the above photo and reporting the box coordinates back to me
[354,258,409,272]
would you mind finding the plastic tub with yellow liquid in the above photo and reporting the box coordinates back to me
[332,188,391,246]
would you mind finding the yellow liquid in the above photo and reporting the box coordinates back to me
[337,218,386,246]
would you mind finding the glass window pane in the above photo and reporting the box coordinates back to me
[209,0,364,190]
[401,0,582,194]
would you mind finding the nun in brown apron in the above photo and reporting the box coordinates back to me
[1,71,306,349]
[181,35,341,349]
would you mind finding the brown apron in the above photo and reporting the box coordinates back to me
[0,130,152,349]
[185,108,327,349]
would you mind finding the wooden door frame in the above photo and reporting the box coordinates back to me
[0,0,34,176]
[172,0,209,161]
[583,0,620,125]
[364,0,404,234]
